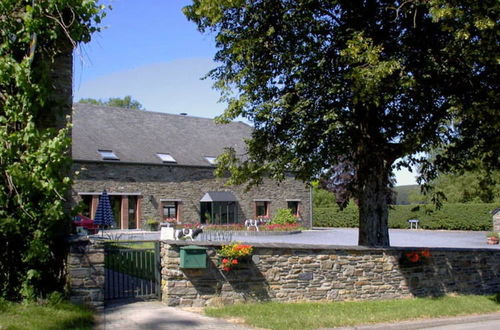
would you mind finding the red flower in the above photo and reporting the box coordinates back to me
[421,249,431,258]
[223,267,231,271]
[406,252,420,262]
[222,258,229,264]
[232,259,238,265]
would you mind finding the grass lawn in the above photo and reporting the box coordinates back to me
[0,300,94,330]
[205,295,500,330]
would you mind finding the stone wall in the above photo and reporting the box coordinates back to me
[72,161,311,228]
[161,241,500,307]
[67,237,105,310]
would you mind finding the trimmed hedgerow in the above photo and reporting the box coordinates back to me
[314,203,498,231]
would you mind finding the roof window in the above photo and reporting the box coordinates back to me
[98,150,119,160]
[157,153,176,163]
[204,156,217,165]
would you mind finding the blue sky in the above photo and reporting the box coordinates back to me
[74,0,417,186]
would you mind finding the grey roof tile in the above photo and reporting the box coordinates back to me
[72,103,251,166]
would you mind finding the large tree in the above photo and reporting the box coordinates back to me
[185,0,499,247]
[0,0,104,300]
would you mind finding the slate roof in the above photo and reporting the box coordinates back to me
[72,103,252,167]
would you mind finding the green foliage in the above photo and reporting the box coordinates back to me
[313,187,337,208]
[271,208,297,225]
[314,204,497,231]
[393,185,420,205]
[0,0,105,301]
[78,95,144,109]
[186,0,499,247]
[412,169,500,204]
[0,299,94,330]
[145,218,160,231]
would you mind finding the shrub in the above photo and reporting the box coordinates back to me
[314,203,498,231]
[271,208,297,225]
[145,219,159,231]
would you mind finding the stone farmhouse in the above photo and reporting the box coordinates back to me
[71,103,311,229]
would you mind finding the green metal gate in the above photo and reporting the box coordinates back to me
[104,241,161,301]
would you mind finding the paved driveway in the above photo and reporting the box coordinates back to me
[93,228,499,249]
[98,301,252,330]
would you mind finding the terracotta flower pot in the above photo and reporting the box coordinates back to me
[487,237,499,245]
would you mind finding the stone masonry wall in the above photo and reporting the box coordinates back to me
[72,162,311,228]
[161,241,500,307]
[67,237,105,310]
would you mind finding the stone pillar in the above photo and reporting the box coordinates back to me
[67,237,105,310]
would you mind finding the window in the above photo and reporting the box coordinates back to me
[157,153,176,163]
[204,156,217,165]
[287,201,300,217]
[98,150,119,160]
[200,201,238,224]
[80,195,93,218]
[162,202,178,221]
[255,201,269,218]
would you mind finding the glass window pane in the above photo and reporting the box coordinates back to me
[287,201,299,216]
[98,150,119,160]
[256,201,268,217]
[157,153,176,163]
[163,202,177,220]
[128,196,137,229]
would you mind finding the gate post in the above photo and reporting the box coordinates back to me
[67,236,105,310]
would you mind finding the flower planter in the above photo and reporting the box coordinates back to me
[487,237,499,245]
[217,243,253,272]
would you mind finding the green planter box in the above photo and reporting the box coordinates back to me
[180,245,207,269]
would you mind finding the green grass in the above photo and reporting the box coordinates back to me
[205,295,500,330]
[0,300,94,330]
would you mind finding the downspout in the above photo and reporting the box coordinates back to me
[309,185,313,229]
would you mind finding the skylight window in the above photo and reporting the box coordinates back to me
[157,153,176,163]
[204,156,217,165]
[98,150,119,161]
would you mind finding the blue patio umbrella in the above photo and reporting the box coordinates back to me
[93,190,115,229]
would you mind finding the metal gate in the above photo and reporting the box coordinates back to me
[104,241,161,301]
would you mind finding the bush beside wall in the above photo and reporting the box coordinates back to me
[314,203,498,231]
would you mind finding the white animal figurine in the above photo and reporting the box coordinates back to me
[244,219,261,232]
[174,225,204,240]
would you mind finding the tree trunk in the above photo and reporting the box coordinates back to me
[357,155,391,247]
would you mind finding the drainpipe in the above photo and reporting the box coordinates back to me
[309,185,313,229]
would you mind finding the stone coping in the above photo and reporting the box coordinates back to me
[161,239,500,252]
[67,235,500,252]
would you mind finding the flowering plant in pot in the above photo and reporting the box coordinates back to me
[399,249,431,266]
[486,232,499,245]
[217,242,253,271]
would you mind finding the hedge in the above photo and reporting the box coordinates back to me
[313,203,498,231]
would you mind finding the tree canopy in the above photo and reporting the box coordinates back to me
[78,95,144,110]
[185,0,499,247]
